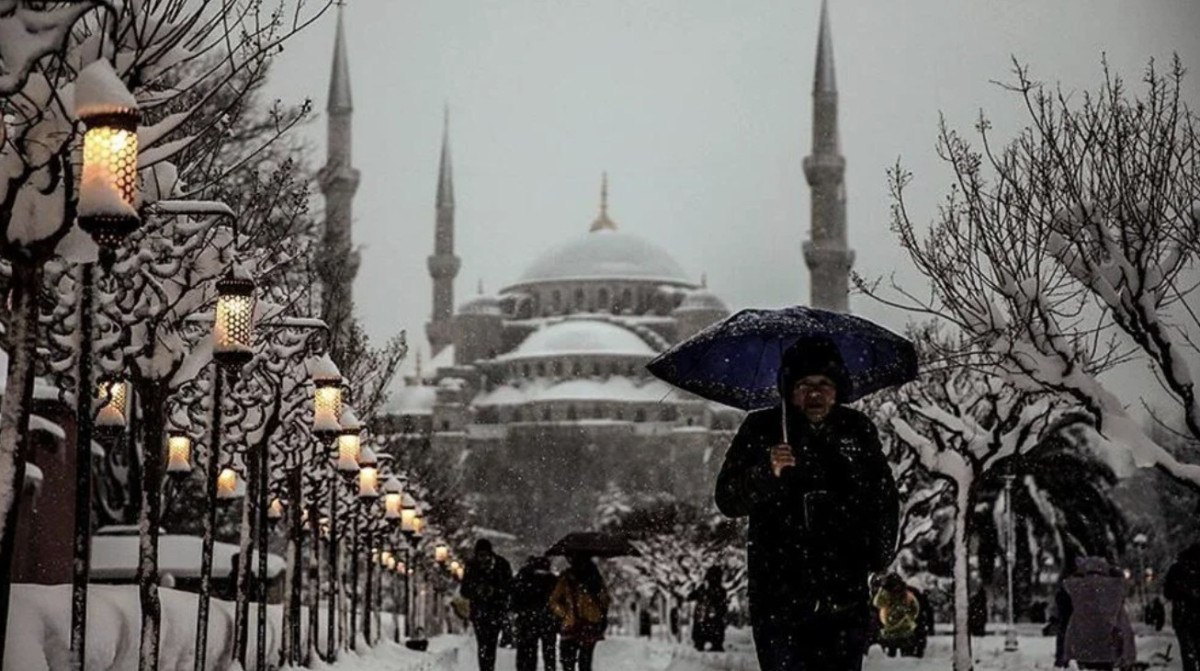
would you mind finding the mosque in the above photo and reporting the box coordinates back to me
[320,2,854,549]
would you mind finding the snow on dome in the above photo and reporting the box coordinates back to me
[74,59,137,118]
[674,288,729,313]
[458,293,501,316]
[386,384,437,416]
[500,319,656,360]
[510,229,693,287]
[476,377,676,405]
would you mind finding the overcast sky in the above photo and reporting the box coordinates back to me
[262,0,1200,371]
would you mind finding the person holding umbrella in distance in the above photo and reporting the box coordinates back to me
[648,306,915,671]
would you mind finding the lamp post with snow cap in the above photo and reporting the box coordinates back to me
[1003,474,1019,652]
[358,462,380,646]
[325,401,360,662]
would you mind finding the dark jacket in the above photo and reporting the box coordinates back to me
[688,582,729,642]
[510,563,559,637]
[462,553,513,625]
[1165,544,1200,628]
[715,404,898,620]
[1059,557,1136,667]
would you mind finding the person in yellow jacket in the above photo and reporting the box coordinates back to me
[549,553,611,671]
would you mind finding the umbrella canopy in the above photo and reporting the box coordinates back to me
[546,532,641,558]
[646,305,917,410]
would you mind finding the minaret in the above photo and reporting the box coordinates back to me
[317,4,361,344]
[802,0,854,312]
[590,172,617,232]
[426,107,460,357]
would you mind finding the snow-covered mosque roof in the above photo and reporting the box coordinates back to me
[508,229,693,288]
[498,319,656,360]
[675,288,729,313]
[475,376,677,406]
[386,384,437,416]
[458,293,501,316]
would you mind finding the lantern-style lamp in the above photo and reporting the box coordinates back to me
[450,560,463,581]
[334,406,362,477]
[400,494,418,533]
[267,498,285,527]
[381,550,394,566]
[357,466,380,500]
[396,562,407,576]
[95,377,129,438]
[382,476,404,523]
[216,467,241,501]
[358,445,378,468]
[412,512,425,539]
[75,59,141,251]
[310,355,343,441]
[434,544,449,564]
[212,267,256,370]
[165,431,193,480]
[385,555,397,571]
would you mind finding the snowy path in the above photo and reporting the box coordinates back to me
[450,637,677,671]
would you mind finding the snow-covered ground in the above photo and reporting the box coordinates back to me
[9,584,1184,671]
[310,627,1187,671]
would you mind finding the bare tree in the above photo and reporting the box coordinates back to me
[869,57,1200,494]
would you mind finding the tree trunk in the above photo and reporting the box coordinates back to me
[233,446,257,667]
[350,509,359,651]
[307,501,321,665]
[69,262,95,671]
[326,484,338,662]
[953,481,974,671]
[288,468,303,665]
[364,525,374,645]
[194,369,223,671]
[136,381,166,671]
[0,258,39,666]
[255,443,269,671]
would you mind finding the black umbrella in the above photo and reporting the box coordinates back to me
[546,532,641,558]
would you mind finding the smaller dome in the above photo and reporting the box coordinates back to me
[674,288,729,314]
[386,384,437,416]
[458,293,501,316]
[500,319,656,360]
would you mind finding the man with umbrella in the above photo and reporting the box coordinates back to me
[648,308,912,671]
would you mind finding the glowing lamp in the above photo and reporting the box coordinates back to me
[216,468,241,501]
[396,562,407,575]
[336,433,361,476]
[310,355,343,441]
[165,431,193,480]
[95,378,129,438]
[412,512,425,539]
[75,60,141,251]
[385,555,397,570]
[400,507,417,533]
[212,269,256,370]
[435,545,449,564]
[357,466,380,499]
[267,498,285,526]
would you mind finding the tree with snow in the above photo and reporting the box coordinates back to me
[871,57,1200,494]
[886,328,1077,671]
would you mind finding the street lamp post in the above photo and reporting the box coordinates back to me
[1133,533,1149,621]
[1003,474,1019,652]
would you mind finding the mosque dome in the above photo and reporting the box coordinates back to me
[510,229,692,288]
[674,287,729,314]
[499,319,657,360]
[458,293,501,316]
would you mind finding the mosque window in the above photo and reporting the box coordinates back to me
[593,405,603,418]
[610,362,620,376]
[615,409,624,421]
[441,420,450,431]
[621,289,633,313]
[572,362,583,377]
[553,361,563,376]
[536,362,546,376]
[513,408,523,422]
[551,290,562,312]
[634,409,646,423]
[522,364,531,378]
[598,288,609,309]
[567,405,578,420]
[686,417,695,426]
[659,407,677,421]
[592,362,601,376]
[542,407,551,421]
[574,288,585,310]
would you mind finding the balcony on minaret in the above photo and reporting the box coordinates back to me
[427,254,462,280]
[802,153,845,186]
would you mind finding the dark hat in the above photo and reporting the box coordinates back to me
[779,338,849,399]
[474,538,493,554]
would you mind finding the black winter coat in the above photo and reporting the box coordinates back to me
[716,404,898,622]
[510,565,559,637]
[462,554,513,626]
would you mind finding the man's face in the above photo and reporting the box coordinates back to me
[790,374,837,423]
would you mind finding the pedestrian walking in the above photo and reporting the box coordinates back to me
[715,339,900,671]
[687,565,729,652]
[461,539,513,671]
[1055,556,1136,670]
[512,555,559,671]
[871,573,928,658]
[1165,542,1200,671]
[549,553,610,671]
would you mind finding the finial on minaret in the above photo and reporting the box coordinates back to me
[701,272,708,289]
[415,347,423,383]
[327,3,352,114]
[814,0,837,95]
[590,172,617,232]
[477,278,484,295]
